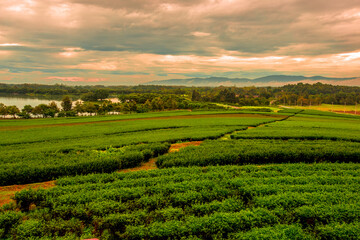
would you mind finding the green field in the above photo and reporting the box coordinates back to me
[231,110,360,142]
[157,139,360,168]
[1,109,360,239]
[3,164,360,239]
[0,110,285,185]
[295,104,359,113]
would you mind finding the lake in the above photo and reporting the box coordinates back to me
[0,96,62,109]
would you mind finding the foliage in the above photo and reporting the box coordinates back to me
[157,139,360,168]
[0,143,170,186]
[1,164,359,239]
[231,114,360,141]
[0,108,359,239]
[1,82,360,107]
[0,111,283,185]
[61,96,72,111]
[81,89,109,101]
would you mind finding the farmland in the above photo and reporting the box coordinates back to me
[1,108,360,239]
[2,164,360,239]
[0,110,285,185]
[295,104,359,115]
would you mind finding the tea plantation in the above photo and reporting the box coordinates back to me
[1,109,360,239]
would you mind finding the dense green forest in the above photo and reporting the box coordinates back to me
[1,82,359,106]
[0,94,224,119]
[190,83,360,105]
[0,82,359,118]
[0,84,188,96]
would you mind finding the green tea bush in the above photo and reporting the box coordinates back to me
[316,222,360,240]
[231,115,360,142]
[156,139,360,168]
[277,109,303,114]
[0,211,23,238]
[1,164,359,239]
[0,142,170,185]
[229,224,312,240]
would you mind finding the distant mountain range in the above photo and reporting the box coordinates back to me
[144,75,359,87]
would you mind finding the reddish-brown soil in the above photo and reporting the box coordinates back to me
[169,141,203,152]
[119,141,204,173]
[0,113,281,131]
[0,181,55,207]
[334,111,360,115]
[119,158,158,173]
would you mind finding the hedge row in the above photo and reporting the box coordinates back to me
[156,139,360,168]
[0,142,170,186]
[1,164,359,239]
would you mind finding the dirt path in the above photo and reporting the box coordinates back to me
[118,112,292,174]
[169,141,203,152]
[119,141,204,173]
[0,141,204,207]
[0,181,55,207]
[334,110,360,115]
[0,112,293,207]
[119,158,158,173]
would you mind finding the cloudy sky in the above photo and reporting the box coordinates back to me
[0,0,359,85]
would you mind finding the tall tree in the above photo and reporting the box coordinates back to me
[61,96,72,111]
[48,101,59,112]
[81,92,97,101]
[0,103,8,118]
[82,102,97,115]
[95,89,109,101]
[191,90,201,101]
[6,105,20,118]
[151,97,164,111]
[22,105,33,114]
[143,99,152,111]
[46,102,60,117]
[74,101,84,113]
[32,104,49,118]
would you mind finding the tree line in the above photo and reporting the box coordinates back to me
[0,94,222,118]
[0,83,188,96]
[0,82,359,118]
[2,82,359,106]
[191,82,360,105]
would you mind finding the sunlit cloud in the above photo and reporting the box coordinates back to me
[72,60,119,70]
[337,51,360,61]
[0,0,359,85]
[0,43,24,47]
[59,47,84,57]
[191,32,211,37]
[46,76,107,82]
[49,4,80,28]
[6,0,36,14]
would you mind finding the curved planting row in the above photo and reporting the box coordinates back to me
[156,139,360,168]
[0,143,170,186]
[231,115,360,142]
[1,164,359,239]
[0,112,284,186]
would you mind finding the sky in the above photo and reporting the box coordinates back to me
[0,0,360,86]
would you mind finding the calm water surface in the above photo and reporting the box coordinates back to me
[0,96,62,109]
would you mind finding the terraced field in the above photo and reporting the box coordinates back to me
[0,110,284,185]
[1,108,360,239]
[3,164,360,239]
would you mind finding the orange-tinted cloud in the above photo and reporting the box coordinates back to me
[0,0,359,85]
[46,76,106,82]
